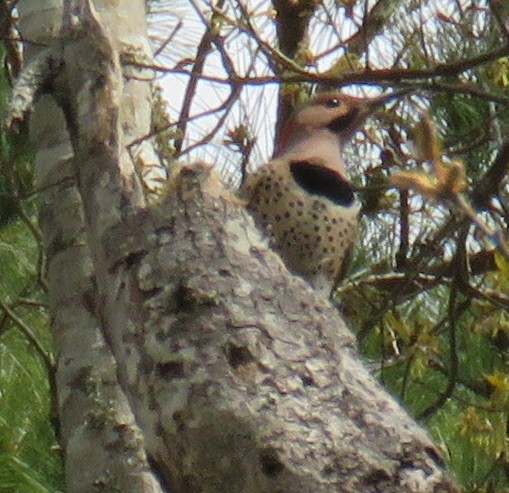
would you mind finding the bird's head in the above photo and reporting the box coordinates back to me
[275,91,402,158]
[270,90,404,210]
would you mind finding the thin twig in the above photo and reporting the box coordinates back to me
[0,299,54,372]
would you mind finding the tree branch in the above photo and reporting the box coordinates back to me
[158,43,509,89]
[471,140,509,210]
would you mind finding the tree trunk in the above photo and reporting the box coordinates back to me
[9,1,459,492]
[15,0,164,491]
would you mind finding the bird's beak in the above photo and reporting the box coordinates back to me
[363,89,409,112]
[351,89,408,130]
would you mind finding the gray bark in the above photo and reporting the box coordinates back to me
[102,162,457,492]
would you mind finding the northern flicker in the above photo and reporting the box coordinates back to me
[240,91,397,293]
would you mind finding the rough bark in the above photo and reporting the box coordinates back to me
[9,0,460,492]
[102,162,458,492]
[15,0,164,491]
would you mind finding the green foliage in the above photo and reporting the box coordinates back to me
[330,5,509,490]
[0,45,63,492]
[0,46,35,228]
[151,83,177,166]
[344,253,509,492]
[348,275,509,491]
[0,225,63,493]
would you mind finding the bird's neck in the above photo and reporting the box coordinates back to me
[278,128,345,174]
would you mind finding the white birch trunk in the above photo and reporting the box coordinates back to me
[16,0,164,491]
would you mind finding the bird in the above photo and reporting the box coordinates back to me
[240,90,399,294]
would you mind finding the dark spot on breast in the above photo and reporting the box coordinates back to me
[290,161,355,206]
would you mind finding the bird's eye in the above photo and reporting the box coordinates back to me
[324,98,341,108]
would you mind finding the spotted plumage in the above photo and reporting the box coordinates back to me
[241,91,398,292]
[242,158,358,290]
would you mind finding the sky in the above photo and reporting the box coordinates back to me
[147,0,496,260]
[147,0,478,181]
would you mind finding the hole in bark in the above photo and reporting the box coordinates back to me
[425,446,445,468]
[399,459,415,470]
[300,374,315,387]
[175,284,194,310]
[225,343,255,369]
[175,283,216,312]
[156,361,184,379]
[124,251,144,268]
[362,468,391,484]
[172,411,187,431]
[140,286,163,300]
[259,449,284,477]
